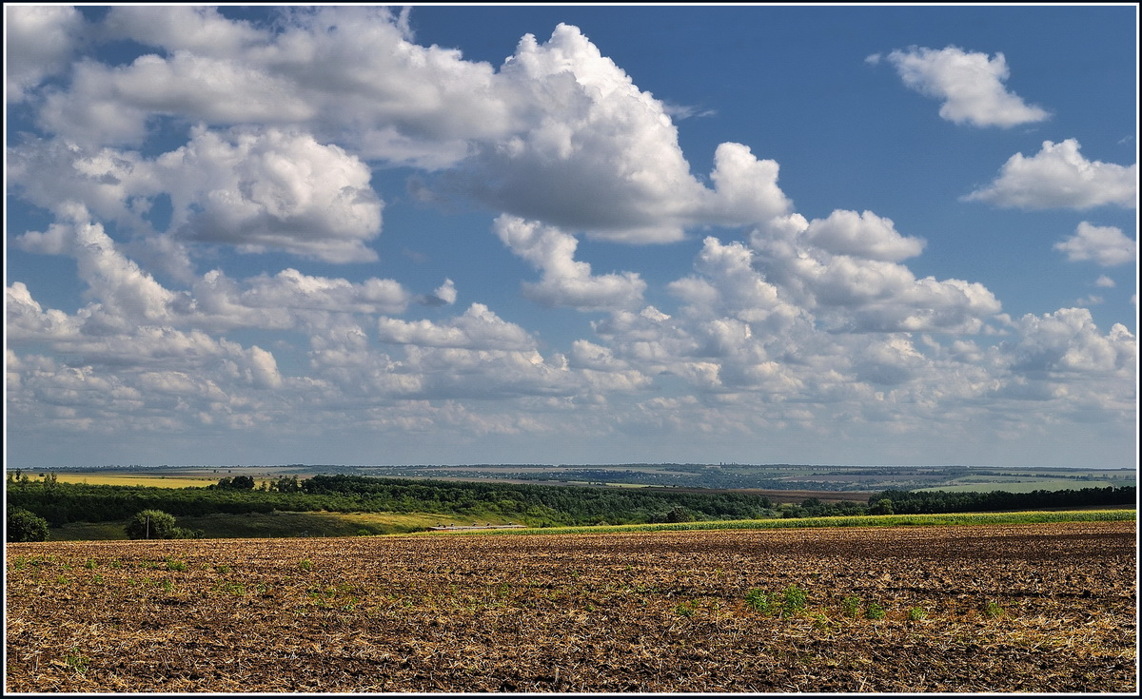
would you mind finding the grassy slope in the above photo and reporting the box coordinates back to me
[47,511,520,541]
[49,508,1134,542]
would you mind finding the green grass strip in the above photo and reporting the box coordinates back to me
[412,509,1135,537]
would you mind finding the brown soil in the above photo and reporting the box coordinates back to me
[5,521,1136,693]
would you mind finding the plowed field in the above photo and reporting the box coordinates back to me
[6,521,1136,693]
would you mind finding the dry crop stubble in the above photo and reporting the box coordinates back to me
[5,521,1136,693]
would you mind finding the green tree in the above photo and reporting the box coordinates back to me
[7,507,50,542]
[125,509,178,539]
[869,498,895,516]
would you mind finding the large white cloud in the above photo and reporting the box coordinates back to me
[452,23,708,242]
[22,9,796,245]
[964,139,1137,210]
[157,127,384,262]
[102,5,265,57]
[750,213,1001,334]
[5,4,84,102]
[1004,308,1136,376]
[1054,222,1137,267]
[872,45,1049,127]
[37,6,508,165]
[9,127,386,264]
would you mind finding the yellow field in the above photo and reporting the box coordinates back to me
[50,473,221,488]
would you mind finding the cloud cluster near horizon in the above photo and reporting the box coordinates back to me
[5,6,1136,467]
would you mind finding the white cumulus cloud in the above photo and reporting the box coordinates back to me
[874,45,1049,127]
[5,4,85,102]
[1054,222,1137,266]
[964,139,1137,210]
[157,127,384,262]
[494,215,646,311]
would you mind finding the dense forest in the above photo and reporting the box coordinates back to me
[5,472,1135,535]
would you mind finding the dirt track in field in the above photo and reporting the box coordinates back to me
[6,521,1136,693]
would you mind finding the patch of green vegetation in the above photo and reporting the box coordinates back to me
[841,595,863,618]
[982,600,1004,619]
[49,510,482,541]
[427,509,1134,537]
[64,648,90,674]
[744,585,809,617]
[864,602,886,620]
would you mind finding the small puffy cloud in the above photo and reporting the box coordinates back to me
[5,4,84,102]
[6,282,80,342]
[1054,222,1137,266]
[377,303,536,351]
[568,339,628,371]
[852,335,926,386]
[669,237,789,328]
[247,346,283,389]
[1095,275,1116,288]
[1005,308,1136,375]
[802,210,924,262]
[494,215,646,311]
[236,268,411,315]
[420,279,458,307]
[157,127,383,262]
[874,45,1049,127]
[16,204,180,331]
[700,142,793,226]
[964,139,1137,210]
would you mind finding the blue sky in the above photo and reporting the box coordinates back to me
[4,4,1138,469]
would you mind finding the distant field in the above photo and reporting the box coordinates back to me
[915,478,1127,493]
[50,473,219,488]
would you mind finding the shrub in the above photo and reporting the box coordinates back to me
[6,507,50,542]
[869,499,895,516]
[124,509,178,539]
[664,507,695,523]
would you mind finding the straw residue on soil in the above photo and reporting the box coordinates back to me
[5,521,1136,693]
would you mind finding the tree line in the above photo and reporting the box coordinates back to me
[5,470,1134,542]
